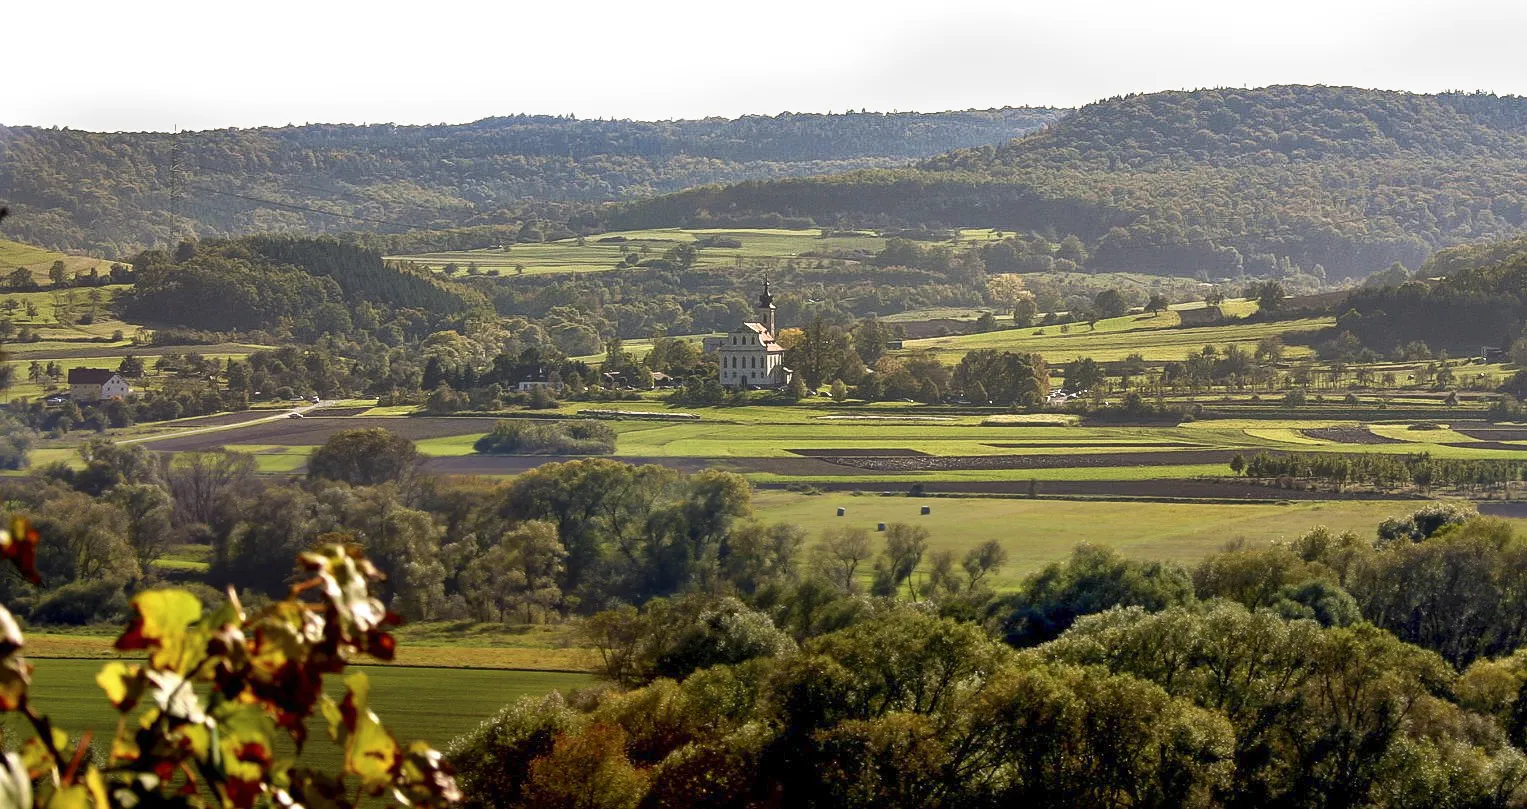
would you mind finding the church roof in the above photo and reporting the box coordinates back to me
[738,322,768,334]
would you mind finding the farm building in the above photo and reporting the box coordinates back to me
[1176,305,1225,327]
[68,368,132,402]
[718,280,789,389]
[516,379,560,393]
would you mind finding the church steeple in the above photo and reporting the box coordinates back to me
[756,277,777,335]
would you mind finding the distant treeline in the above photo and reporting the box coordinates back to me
[1335,234,1527,356]
[0,109,1060,254]
[119,235,485,334]
[1235,450,1525,493]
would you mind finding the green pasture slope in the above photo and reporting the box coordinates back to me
[391,227,887,276]
[0,238,114,285]
[902,307,1332,364]
[2,659,590,765]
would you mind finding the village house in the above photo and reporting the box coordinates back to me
[67,368,132,402]
[717,280,789,389]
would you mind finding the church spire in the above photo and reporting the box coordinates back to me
[757,277,777,335]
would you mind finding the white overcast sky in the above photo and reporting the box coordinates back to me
[6,0,1526,132]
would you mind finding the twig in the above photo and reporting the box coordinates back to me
[60,729,92,785]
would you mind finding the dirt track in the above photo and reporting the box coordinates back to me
[424,453,1418,500]
[10,342,263,360]
[1455,427,1527,441]
[982,441,1204,449]
[756,478,1417,501]
[145,417,502,451]
[425,456,716,475]
[1443,441,1527,451]
[153,411,277,429]
[788,448,929,457]
[813,449,1244,472]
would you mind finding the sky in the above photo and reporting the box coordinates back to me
[6,0,1526,132]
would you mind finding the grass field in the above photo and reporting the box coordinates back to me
[0,239,114,285]
[391,227,887,277]
[0,659,590,771]
[902,309,1333,363]
[23,620,596,672]
[753,491,1477,588]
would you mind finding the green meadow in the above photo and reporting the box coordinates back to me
[752,490,1444,589]
[1,659,591,768]
[391,227,887,277]
[0,238,114,285]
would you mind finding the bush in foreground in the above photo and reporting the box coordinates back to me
[474,419,617,455]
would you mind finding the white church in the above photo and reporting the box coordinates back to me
[717,280,790,389]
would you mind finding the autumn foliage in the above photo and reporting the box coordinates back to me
[0,521,460,809]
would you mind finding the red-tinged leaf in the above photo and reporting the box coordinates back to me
[18,737,53,781]
[348,713,399,793]
[300,545,388,637]
[116,589,205,675]
[0,517,40,585]
[339,672,370,732]
[395,742,462,808]
[280,768,354,809]
[364,628,397,662]
[341,675,399,791]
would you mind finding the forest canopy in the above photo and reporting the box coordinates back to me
[0,109,1060,254]
[614,87,1527,279]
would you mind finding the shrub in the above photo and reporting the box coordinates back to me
[308,428,421,485]
[474,419,617,455]
[26,578,130,624]
[448,693,582,809]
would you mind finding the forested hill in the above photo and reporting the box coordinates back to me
[0,108,1061,256]
[613,86,1527,279]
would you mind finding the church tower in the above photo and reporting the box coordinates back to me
[757,278,776,335]
[717,277,788,389]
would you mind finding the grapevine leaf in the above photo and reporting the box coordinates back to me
[116,590,204,675]
[394,742,462,809]
[146,669,205,724]
[300,545,399,658]
[213,700,278,808]
[0,753,31,809]
[0,606,30,712]
[319,694,343,744]
[18,737,52,780]
[95,662,147,712]
[276,768,353,809]
[48,767,107,809]
[341,673,398,791]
